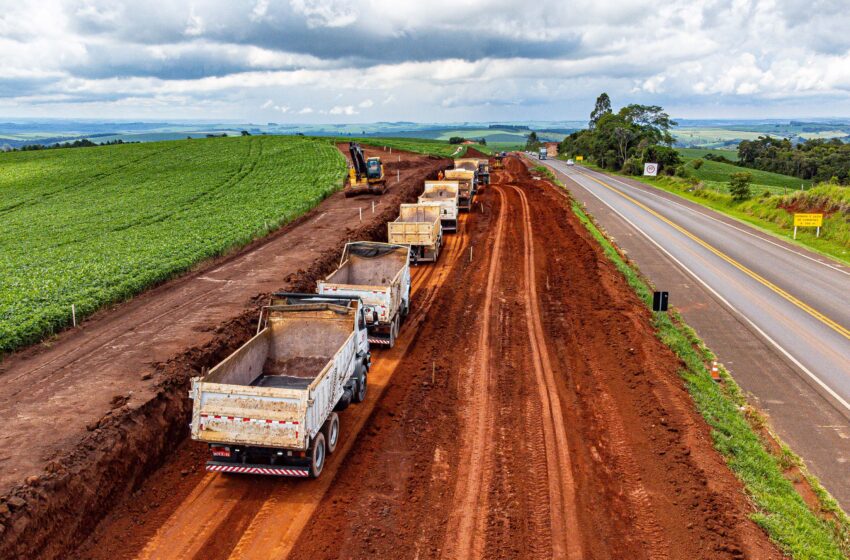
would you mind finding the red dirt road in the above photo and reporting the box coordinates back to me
[0,146,447,560]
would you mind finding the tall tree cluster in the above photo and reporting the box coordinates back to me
[560,93,681,174]
[737,136,850,184]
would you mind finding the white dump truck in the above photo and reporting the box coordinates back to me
[453,159,480,192]
[387,203,443,263]
[444,168,475,211]
[317,242,411,348]
[189,294,371,478]
[418,181,459,233]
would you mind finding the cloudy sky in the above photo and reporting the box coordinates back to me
[2,0,850,122]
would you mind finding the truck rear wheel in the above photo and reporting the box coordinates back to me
[322,413,340,454]
[388,315,399,348]
[308,432,326,478]
[353,371,368,403]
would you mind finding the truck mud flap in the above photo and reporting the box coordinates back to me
[441,220,458,233]
[206,461,310,477]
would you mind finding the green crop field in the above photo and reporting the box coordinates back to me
[677,147,739,162]
[676,148,810,194]
[0,135,346,354]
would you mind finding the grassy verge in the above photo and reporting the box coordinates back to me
[583,163,850,266]
[567,194,850,559]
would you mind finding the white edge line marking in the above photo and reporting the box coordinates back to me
[553,160,848,277]
[555,167,850,414]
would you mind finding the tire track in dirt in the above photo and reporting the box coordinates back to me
[506,184,583,560]
[438,188,507,560]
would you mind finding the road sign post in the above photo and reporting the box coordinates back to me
[793,213,823,239]
[643,163,658,176]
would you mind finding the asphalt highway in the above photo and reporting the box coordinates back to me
[538,157,850,507]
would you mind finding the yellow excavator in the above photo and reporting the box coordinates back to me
[344,142,386,197]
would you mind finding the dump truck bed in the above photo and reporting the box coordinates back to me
[387,203,443,262]
[444,169,475,210]
[190,302,359,451]
[317,242,411,345]
[419,181,459,232]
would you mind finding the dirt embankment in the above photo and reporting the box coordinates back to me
[286,156,782,559]
[0,148,448,560]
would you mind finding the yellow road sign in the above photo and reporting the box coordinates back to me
[576,155,584,161]
[794,213,823,227]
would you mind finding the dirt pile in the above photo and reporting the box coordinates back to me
[0,148,448,560]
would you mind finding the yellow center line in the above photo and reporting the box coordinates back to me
[572,167,850,341]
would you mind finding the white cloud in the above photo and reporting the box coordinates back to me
[298,106,314,114]
[2,0,850,120]
[329,105,358,115]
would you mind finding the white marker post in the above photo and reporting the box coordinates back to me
[793,226,798,240]
[359,208,362,221]
[71,304,76,327]
[397,169,400,183]
[372,201,375,213]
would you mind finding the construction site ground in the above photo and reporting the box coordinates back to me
[48,157,785,559]
[0,146,786,559]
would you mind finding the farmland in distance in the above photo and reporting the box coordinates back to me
[0,136,346,354]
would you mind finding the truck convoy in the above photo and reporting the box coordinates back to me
[318,242,411,348]
[418,181,460,232]
[189,294,371,478]
[388,203,443,263]
[190,151,496,478]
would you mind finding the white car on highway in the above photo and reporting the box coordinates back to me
[566,159,575,166]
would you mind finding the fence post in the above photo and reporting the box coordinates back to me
[72,304,76,327]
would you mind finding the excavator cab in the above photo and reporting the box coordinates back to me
[366,157,383,180]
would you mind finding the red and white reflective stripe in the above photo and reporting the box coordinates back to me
[200,414,300,426]
[368,337,390,345]
[207,464,310,477]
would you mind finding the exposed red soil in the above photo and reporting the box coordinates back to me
[285,157,783,559]
[0,147,449,560]
[463,147,489,158]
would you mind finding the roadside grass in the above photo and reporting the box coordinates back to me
[566,195,850,559]
[583,163,850,265]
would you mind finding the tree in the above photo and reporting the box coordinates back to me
[240,130,251,136]
[479,137,487,146]
[729,172,753,201]
[613,126,636,167]
[448,136,466,144]
[589,93,612,129]
[692,158,704,169]
[619,104,677,145]
[525,131,541,151]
